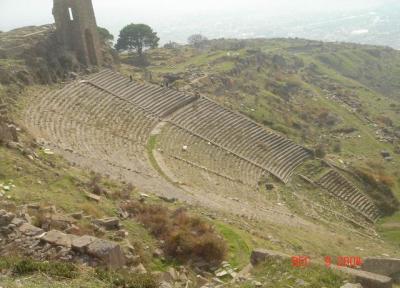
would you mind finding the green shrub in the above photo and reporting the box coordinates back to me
[122,202,227,265]
[88,173,104,195]
[352,165,399,216]
[315,144,326,158]
[333,142,342,153]
[12,259,78,279]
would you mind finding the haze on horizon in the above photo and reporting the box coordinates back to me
[0,0,398,47]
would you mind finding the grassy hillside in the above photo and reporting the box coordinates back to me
[1,36,400,286]
[0,122,361,287]
[121,38,400,246]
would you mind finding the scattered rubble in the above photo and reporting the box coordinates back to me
[0,208,128,268]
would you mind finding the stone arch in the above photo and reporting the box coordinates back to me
[85,29,98,65]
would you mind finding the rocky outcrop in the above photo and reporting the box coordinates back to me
[86,239,126,268]
[250,248,290,265]
[92,217,120,230]
[362,257,400,282]
[0,208,126,268]
[331,265,393,288]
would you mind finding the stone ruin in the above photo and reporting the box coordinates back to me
[52,0,102,66]
[0,207,127,269]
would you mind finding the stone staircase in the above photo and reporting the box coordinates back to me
[24,69,382,222]
[168,97,313,183]
[27,69,312,185]
[315,170,380,222]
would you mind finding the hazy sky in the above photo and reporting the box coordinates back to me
[0,0,395,43]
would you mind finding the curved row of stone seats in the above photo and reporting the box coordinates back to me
[0,101,7,119]
[86,69,198,118]
[162,153,261,204]
[85,70,311,183]
[36,81,156,142]
[158,128,266,203]
[169,97,313,183]
[316,170,380,222]
[25,80,159,175]
[26,69,310,185]
[158,124,264,186]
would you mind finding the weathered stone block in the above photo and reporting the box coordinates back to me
[331,265,393,288]
[48,214,76,231]
[71,235,96,253]
[86,239,126,268]
[41,230,77,248]
[362,257,400,281]
[92,217,120,230]
[10,217,24,227]
[250,249,290,265]
[18,223,44,236]
[86,193,101,202]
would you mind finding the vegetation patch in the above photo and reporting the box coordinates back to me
[95,268,158,288]
[242,259,348,288]
[352,163,399,215]
[121,201,227,266]
[146,134,176,185]
[0,258,79,279]
[214,222,253,268]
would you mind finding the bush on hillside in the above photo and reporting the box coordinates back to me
[332,142,342,153]
[352,164,399,216]
[88,173,104,195]
[121,202,227,265]
[315,110,340,127]
[315,144,326,158]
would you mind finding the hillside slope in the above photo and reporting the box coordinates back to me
[1,36,400,287]
[129,38,400,244]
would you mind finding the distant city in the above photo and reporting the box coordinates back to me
[1,1,398,49]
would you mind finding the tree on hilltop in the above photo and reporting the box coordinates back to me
[188,34,208,48]
[97,27,114,46]
[115,24,159,55]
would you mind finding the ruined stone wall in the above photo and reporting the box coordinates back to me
[362,257,400,281]
[53,0,102,66]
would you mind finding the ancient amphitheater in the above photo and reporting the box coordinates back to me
[24,69,380,228]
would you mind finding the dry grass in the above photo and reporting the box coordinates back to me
[121,201,227,265]
[353,165,399,215]
[88,173,104,195]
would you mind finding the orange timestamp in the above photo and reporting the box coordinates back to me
[291,256,311,268]
[291,255,363,268]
